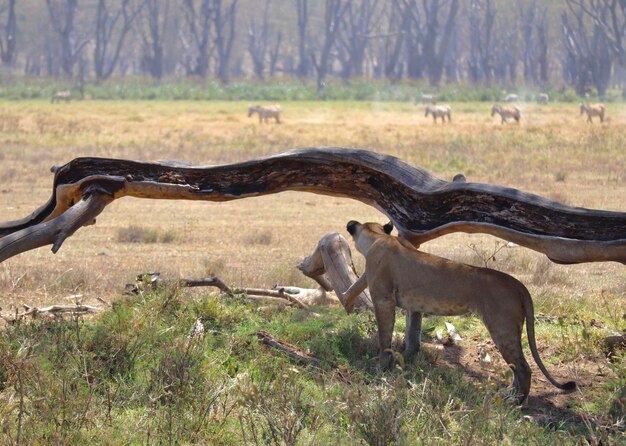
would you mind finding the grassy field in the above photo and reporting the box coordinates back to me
[0,99,625,444]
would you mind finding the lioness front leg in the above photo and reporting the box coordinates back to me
[373,297,396,370]
[403,311,423,359]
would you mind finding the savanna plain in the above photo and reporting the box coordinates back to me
[0,99,625,444]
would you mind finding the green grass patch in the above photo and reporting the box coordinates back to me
[0,285,623,444]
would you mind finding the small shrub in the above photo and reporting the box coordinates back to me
[242,229,273,245]
[342,376,409,446]
[237,368,323,446]
[554,170,568,182]
[117,225,158,243]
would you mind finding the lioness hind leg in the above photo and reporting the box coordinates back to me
[484,320,531,403]
[403,311,423,359]
[372,297,396,370]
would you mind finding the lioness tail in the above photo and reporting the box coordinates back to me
[521,287,576,391]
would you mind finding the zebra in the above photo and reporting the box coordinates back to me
[579,103,605,123]
[491,104,521,124]
[425,105,452,123]
[247,104,282,124]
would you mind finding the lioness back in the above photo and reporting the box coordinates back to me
[366,237,524,318]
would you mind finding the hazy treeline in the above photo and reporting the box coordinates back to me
[1,0,625,96]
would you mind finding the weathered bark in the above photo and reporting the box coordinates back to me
[299,232,373,310]
[1,148,626,266]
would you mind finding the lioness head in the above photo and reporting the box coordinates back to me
[247,106,257,117]
[346,220,393,255]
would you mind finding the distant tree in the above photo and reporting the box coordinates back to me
[46,0,91,77]
[423,0,459,86]
[398,0,459,85]
[468,0,496,83]
[518,1,549,85]
[180,0,213,77]
[311,0,348,91]
[337,0,381,79]
[562,1,613,97]
[94,0,144,82]
[295,0,310,78]
[137,0,170,79]
[213,0,238,83]
[568,0,626,96]
[0,0,17,67]
[247,0,282,80]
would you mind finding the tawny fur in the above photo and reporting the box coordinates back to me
[491,104,521,124]
[247,104,282,123]
[425,105,452,123]
[342,221,575,403]
[580,103,605,123]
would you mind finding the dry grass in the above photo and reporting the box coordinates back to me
[0,99,625,322]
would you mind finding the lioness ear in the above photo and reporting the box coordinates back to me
[346,220,359,235]
[383,221,394,234]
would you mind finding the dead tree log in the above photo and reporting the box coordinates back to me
[1,148,625,266]
[299,232,373,310]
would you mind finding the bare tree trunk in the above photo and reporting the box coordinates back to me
[138,0,168,79]
[337,0,381,79]
[247,0,271,80]
[568,0,625,97]
[214,0,238,83]
[424,0,459,86]
[519,0,537,84]
[181,0,213,77]
[562,2,613,98]
[46,0,90,78]
[468,0,496,84]
[94,0,144,82]
[402,0,424,80]
[0,0,17,67]
[296,0,310,78]
[384,0,407,81]
[311,0,348,91]
[536,7,549,84]
[268,31,282,77]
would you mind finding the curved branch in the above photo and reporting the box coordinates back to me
[0,184,115,263]
[1,148,625,265]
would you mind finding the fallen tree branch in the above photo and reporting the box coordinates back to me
[181,277,234,297]
[126,272,328,311]
[299,232,373,310]
[256,330,320,366]
[1,148,625,265]
[21,304,101,318]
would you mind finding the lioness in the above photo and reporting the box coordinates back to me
[341,220,576,403]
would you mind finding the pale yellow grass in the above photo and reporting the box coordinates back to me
[0,100,624,322]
